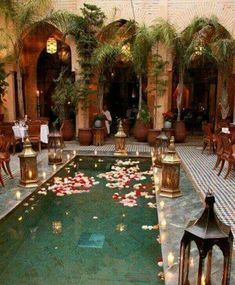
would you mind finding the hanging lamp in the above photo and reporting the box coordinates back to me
[46,37,57,54]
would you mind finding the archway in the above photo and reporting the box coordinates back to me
[171,21,234,133]
[37,41,72,121]
[92,19,140,134]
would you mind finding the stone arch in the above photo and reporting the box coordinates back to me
[169,1,235,37]
[21,23,77,119]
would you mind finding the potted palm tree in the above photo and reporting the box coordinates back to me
[147,52,168,146]
[132,25,153,115]
[52,68,76,140]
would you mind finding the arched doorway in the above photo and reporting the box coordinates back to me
[92,19,139,134]
[171,21,234,133]
[37,41,72,122]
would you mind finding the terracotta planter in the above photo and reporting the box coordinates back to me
[147,129,161,146]
[134,120,151,142]
[60,119,74,141]
[78,128,92,146]
[174,120,187,143]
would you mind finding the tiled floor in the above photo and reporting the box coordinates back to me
[0,139,234,285]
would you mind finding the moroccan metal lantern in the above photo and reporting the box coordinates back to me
[48,132,64,165]
[178,193,233,285]
[18,137,39,187]
[46,36,57,54]
[160,136,182,198]
[155,131,169,166]
[114,120,128,156]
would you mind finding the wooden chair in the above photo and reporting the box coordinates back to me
[0,134,14,186]
[229,125,235,145]
[28,123,41,152]
[217,134,235,179]
[202,123,216,154]
[0,123,21,154]
[213,133,223,170]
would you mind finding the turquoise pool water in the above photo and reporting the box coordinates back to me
[0,157,162,285]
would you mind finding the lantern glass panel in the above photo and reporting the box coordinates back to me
[48,134,63,164]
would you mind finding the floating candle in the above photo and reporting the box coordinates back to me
[161,219,167,230]
[160,201,165,209]
[53,164,57,171]
[16,191,21,200]
[94,149,97,155]
[42,172,46,179]
[67,154,70,160]
[136,150,139,156]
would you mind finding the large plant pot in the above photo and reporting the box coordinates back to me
[60,119,74,141]
[78,128,92,146]
[174,120,187,143]
[147,129,161,146]
[134,120,151,142]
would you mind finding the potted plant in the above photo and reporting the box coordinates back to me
[134,103,151,142]
[147,52,168,146]
[162,111,174,129]
[52,68,76,141]
[93,113,104,128]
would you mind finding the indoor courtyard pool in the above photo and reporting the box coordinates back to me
[0,156,162,285]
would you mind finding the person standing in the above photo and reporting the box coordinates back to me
[102,104,112,135]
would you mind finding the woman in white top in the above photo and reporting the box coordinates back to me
[102,104,112,135]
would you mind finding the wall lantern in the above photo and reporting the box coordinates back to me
[114,120,128,156]
[48,132,64,165]
[46,37,57,54]
[18,137,39,187]
[160,136,182,198]
[178,193,233,285]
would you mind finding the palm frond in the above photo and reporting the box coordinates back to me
[93,43,122,67]
[132,24,153,75]
[152,18,177,48]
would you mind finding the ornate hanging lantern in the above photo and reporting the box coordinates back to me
[160,136,182,198]
[18,137,39,187]
[46,37,57,54]
[114,120,127,156]
[48,132,64,165]
[178,193,233,285]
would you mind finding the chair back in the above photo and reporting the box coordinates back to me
[0,134,11,152]
[28,123,40,137]
[215,133,223,154]
[220,134,233,157]
[229,125,235,144]
[202,122,213,136]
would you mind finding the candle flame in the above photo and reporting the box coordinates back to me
[28,170,32,179]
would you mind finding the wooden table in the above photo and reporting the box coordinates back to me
[92,127,105,146]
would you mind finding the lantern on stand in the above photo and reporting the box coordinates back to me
[114,120,128,156]
[160,136,182,198]
[48,132,64,165]
[18,137,39,187]
[178,193,233,285]
[155,131,169,166]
